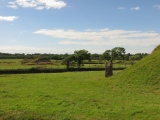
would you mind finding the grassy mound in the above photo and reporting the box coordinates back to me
[21,57,52,65]
[112,45,160,85]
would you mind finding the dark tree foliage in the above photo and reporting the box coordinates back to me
[101,47,126,62]
[0,53,69,60]
[129,53,148,60]
[63,55,75,69]
[74,50,91,68]
[91,53,101,60]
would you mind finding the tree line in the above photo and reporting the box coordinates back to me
[0,47,148,61]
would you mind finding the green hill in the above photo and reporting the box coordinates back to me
[112,44,160,85]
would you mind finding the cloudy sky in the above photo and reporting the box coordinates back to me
[0,0,160,54]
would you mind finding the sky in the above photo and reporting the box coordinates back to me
[0,0,160,54]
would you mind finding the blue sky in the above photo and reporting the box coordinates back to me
[0,0,160,54]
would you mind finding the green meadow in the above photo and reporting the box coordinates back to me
[1,71,159,120]
[0,59,131,70]
[0,45,160,120]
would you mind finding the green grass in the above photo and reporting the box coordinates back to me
[0,45,159,120]
[0,59,132,70]
[0,70,160,120]
[0,59,22,69]
[112,44,160,85]
[0,59,66,69]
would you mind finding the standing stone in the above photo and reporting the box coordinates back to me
[105,61,113,77]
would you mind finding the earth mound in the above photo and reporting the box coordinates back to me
[113,45,160,85]
[21,57,51,65]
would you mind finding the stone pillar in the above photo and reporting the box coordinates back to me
[105,61,113,77]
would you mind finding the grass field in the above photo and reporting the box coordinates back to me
[0,45,159,120]
[0,59,65,69]
[0,59,132,70]
[0,70,160,120]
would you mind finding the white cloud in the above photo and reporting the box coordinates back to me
[130,7,140,10]
[0,16,18,21]
[34,28,160,48]
[8,0,67,10]
[7,2,18,9]
[154,5,160,9]
[36,6,45,10]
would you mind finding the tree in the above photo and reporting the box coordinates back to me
[111,47,126,61]
[63,55,75,69]
[91,53,101,60]
[129,53,148,61]
[101,50,112,61]
[74,50,91,68]
[124,53,130,61]
[101,47,126,62]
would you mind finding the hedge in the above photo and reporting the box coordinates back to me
[0,67,125,74]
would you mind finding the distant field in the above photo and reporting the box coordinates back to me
[0,59,133,70]
[1,71,160,120]
[0,59,64,69]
